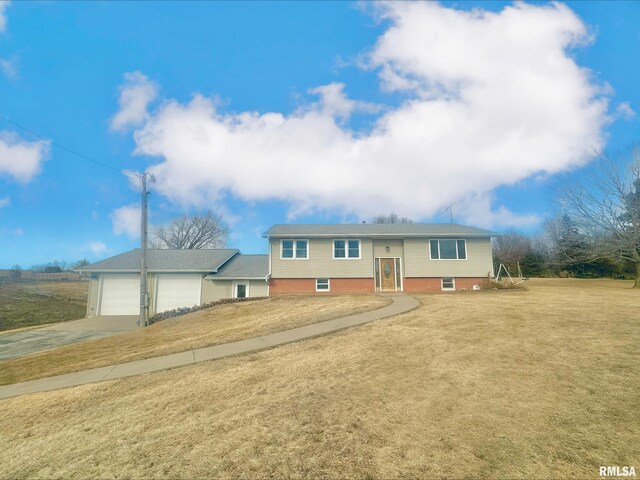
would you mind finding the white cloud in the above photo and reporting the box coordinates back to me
[110,71,158,132]
[308,83,381,121]
[0,1,9,33]
[110,204,141,239]
[0,131,50,183]
[12,227,22,236]
[615,102,635,120]
[456,193,540,229]
[89,241,107,255]
[0,196,9,208]
[128,2,610,227]
[0,58,16,78]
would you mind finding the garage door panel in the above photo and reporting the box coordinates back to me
[155,275,202,313]
[100,275,139,315]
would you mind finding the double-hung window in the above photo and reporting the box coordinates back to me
[333,239,360,259]
[429,239,467,260]
[281,239,308,259]
[441,278,455,290]
[316,278,330,291]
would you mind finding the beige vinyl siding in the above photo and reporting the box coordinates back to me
[373,239,404,258]
[248,280,269,297]
[404,237,493,277]
[202,279,269,302]
[270,238,374,278]
[86,277,100,316]
[201,279,233,303]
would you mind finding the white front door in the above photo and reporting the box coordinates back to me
[155,274,202,313]
[99,274,140,315]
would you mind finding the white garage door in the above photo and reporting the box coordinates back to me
[99,274,140,315]
[155,274,202,313]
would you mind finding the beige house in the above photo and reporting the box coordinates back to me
[263,224,496,294]
[80,223,495,316]
[79,249,268,316]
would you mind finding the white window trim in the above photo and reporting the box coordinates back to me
[280,239,310,260]
[429,239,468,261]
[441,277,456,291]
[233,281,250,298]
[315,278,330,292]
[332,239,361,260]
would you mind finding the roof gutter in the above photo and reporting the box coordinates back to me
[204,275,266,280]
[75,269,218,274]
[263,233,496,238]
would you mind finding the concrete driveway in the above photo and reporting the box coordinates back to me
[0,316,139,361]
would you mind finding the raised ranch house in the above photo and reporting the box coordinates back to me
[263,223,495,294]
[79,223,495,316]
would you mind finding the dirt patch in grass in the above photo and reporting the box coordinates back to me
[0,279,637,479]
[0,281,87,331]
[0,294,390,385]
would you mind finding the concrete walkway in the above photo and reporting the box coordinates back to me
[0,294,419,400]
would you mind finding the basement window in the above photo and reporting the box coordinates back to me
[441,278,455,291]
[316,278,330,291]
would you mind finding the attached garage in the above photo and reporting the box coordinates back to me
[155,274,202,313]
[99,274,139,315]
[79,249,267,317]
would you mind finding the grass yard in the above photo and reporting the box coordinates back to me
[0,281,87,331]
[0,294,390,385]
[1,279,638,479]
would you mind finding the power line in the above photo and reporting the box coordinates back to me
[0,114,122,173]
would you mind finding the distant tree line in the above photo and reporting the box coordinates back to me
[493,217,636,280]
[372,152,639,287]
[26,259,90,273]
[496,152,640,287]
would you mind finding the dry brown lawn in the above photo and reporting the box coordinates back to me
[0,281,88,331]
[29,280,89,303]
[1,279,638,479]
[0,295,389,385]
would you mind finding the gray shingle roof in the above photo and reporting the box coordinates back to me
[78,249,239,273]
[206,254,268,279]
[263,223,496,238]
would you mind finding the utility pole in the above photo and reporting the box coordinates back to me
[138,171,154,328]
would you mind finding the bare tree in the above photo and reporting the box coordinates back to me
[492,229,532,272]
[152,211,229,249]
[371,213,414,224]
[10,264,22,280]
[72,259,90,270]
[559,152,640,288]
[542,214,587,266]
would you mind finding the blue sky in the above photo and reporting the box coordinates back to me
[0,1,638,269]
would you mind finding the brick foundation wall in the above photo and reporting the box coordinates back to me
[403,277,488,293]
[270,277,489,295]
[269,278,374,295]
